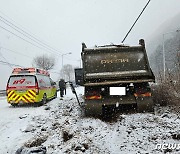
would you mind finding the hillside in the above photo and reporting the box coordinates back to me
[146,12,180,56]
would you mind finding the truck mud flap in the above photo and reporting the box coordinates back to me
[84,100,102,116]
[136,97,154,113]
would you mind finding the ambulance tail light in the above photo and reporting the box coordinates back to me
[35,82,39,95]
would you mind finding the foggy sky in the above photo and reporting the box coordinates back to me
[0,0,180,88]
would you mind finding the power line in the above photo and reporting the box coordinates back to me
[0,25,60,55]
[0,60,23,67]
[0,59,62,77]
[0,46,33,59]
[0,51,13,68]
[121,0,151,43]
[0,10,17,24]
[0,60,61,75]
[0,46,63,73]
[0,16,61,55]
[0,11,62,54]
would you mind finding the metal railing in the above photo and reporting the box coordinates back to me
[0,90,6,96]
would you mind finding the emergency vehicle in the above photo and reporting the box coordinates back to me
[6,68,57,106]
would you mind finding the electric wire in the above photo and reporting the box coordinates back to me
[0,11,62,54]
[0,59,61,75]
[0,46,33,59]
[0,16,61,55]
[0,11,78,73]
[0,25,60,55]
[0,51,13,68]
[121,0,151,43]
[0,11,80,68]
[0,60,23,67]
[0,46,62,74]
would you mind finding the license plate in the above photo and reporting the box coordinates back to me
[110,87,126,96]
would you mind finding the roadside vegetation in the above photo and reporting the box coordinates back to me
[150,32,180,107]
[152,75,179,106]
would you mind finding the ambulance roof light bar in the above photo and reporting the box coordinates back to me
[12,68,50,76]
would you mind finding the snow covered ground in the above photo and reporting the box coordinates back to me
[0,87,180,154]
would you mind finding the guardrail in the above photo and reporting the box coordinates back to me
[0,90,6,96]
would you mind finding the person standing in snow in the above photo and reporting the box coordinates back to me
[59,79,66,98]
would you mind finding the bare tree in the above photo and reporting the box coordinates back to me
[32,54,55,70]
[61,64,74,81]
[150,32,180,106]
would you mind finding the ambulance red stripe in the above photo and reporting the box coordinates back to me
[28,91,36,98]
[22,96,29,102]
[15,96,20,102]
[8,91,15,98]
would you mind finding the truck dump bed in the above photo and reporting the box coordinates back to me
[82,41,155,86]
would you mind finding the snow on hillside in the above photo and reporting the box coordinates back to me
[0,87,180,154]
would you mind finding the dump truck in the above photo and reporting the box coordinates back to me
[81,39,155,116]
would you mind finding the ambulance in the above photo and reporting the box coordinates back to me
[6,68,57,106]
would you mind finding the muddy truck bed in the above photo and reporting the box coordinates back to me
[81,39,155,116]
[82,40,154,86]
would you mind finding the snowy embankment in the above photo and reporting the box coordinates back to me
[0,87,180,154]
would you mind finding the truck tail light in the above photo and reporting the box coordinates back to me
[134,92,151,97]
[85,95,102,100]
[134,86,152,97]
[85,90,102,100]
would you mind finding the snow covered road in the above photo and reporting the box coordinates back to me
[0,96,49,153]
[0,87,180,154]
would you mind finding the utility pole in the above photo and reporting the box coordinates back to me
[61,52,72,79]
[61,52,72,69]
[162,29,180,80]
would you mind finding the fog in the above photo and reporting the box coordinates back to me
[0,0,180,89]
